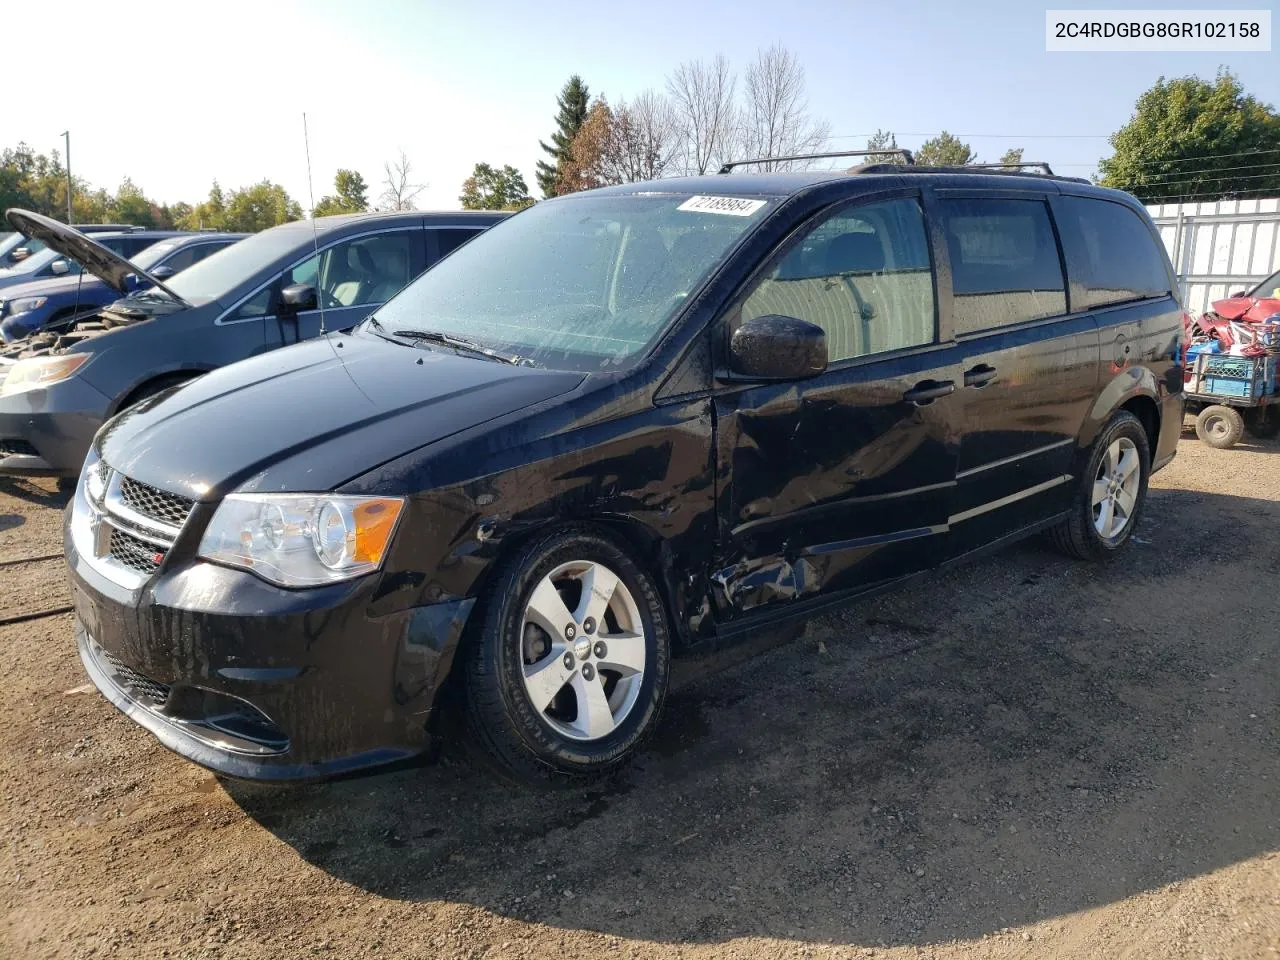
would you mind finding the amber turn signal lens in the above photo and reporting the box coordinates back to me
[352,498,404,564]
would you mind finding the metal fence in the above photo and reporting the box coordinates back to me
[1146,197,1280,315]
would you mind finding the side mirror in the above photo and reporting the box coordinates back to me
[50,259,70,276]
[279,283,318,315]
[149,265,175,281]
[10,246,30,263]
[727,314,827,381]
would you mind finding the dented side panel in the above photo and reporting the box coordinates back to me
[710,346,964,619]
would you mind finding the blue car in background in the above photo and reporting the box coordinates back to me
[0,223,137,269]
[0,228,192,295]
[0,231,244,341]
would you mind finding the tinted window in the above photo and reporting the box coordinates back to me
[1062,197,1172,310]
[941,197,1066,334]
[432,228,481,260]
[739,196,935,362]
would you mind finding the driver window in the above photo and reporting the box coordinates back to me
[224,232,414,323]
[737,196,936,362]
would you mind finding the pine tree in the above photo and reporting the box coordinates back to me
[535,75,590,198]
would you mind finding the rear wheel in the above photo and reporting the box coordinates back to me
[1243,405,1280,440]
[1049,411,1150,561]
[462,526,671,786]
[1195,404,1244,449]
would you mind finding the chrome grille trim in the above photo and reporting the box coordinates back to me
[75,460,193,589]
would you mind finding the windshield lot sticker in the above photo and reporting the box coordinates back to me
[677,196,767,216]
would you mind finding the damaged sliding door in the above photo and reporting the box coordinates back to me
[708,191,963,622]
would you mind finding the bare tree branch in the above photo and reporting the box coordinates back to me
[379,151,426,211]
[738,45,830,171]
[665,55,738,175]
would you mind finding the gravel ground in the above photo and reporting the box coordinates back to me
[2,430,1278,960]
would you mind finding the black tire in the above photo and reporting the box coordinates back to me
[1195,404,1245,449]
[1243,405,1280,440]
[1049,411,1151,562]
[462,525,671,786]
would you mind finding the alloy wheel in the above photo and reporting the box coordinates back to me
[519,560,647,742]
[1092,436,1140,539]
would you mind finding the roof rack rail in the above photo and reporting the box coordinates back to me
[718,148,915,174]
[965,161,1056,175]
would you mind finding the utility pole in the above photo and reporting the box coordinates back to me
[61,131,72,223]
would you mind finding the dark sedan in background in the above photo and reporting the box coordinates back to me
[0,231,244,341]
[0,208,505,478]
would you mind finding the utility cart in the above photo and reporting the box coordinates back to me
[1185,351,1280,448]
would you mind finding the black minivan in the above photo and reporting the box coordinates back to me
[66,160,1184,785]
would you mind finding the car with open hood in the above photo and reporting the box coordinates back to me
[0,230,246,342]
[0,207,505,477]
[63,155,1185,786]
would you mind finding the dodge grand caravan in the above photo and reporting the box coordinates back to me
[66,156,1184,785]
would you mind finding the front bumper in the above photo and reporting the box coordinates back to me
[66,480,475,781]
[0,375,110,476]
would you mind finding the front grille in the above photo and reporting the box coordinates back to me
[108,528,166,575]
[118,476,194,528]
[0,438,38,458]
[98,647,171,708]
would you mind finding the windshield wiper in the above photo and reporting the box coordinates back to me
[389,327,531,366]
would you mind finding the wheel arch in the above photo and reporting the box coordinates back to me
[467,514,691,650]
[1082,365,1163,454]
[108,366,212,417]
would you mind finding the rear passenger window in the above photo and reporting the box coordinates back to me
[940,198,1066,334]
[739,196,936,362]
[1060,196,1171,309]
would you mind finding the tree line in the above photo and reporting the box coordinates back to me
[0,146,429,232]
[461,61,1280,210]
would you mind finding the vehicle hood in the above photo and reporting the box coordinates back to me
[0,273,105,304]
[4,209,188,302]
[99,333,586,497]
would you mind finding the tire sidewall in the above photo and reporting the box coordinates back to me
[486,530,670,774]
[1080,413,1151,554]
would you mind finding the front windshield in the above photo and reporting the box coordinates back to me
[164,225,312,305]
[370,194,771,371]
[0,246,62,277]
[0,232,46,260]
[130,240,182,272]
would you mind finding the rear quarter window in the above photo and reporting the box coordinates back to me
[1060,196,1172,310]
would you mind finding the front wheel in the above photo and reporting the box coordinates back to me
[1195,404,1244,448]
[1049,411,1150,561]
[462,526,671,785]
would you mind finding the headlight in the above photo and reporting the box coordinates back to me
[0,354,91,396]
[9,296,47,314]
[198,493,405,587]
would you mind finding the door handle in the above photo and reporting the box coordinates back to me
[963,364,999,388]
[902,379,956,405]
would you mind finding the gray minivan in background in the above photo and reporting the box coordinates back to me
[0,208,506,477]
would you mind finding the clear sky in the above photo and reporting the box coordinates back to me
[5,0,1278,211]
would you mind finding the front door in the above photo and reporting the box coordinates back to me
[711,192,963,622]
[935,193,1100,558]
[276,228,423,345]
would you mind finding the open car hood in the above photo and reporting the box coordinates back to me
[3,208,190,305]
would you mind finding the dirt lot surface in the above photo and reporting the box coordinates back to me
[2,431,1278,960]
